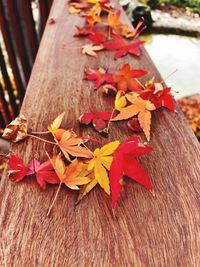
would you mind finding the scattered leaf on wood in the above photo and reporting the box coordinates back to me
[82,44,104,57]
[8,155,28,182]
[2,114,27,143]
[85,67,114,89]
[109,137,152,208]
[87,141,120,194]
[27,159,60,189]
[112,93,155,141]
[104,35,144,59]
[114,63,147,92]
[79,111,113,134]
[55,129,93,161]
[48,17,56,24]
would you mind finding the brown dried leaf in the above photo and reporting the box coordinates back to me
[2,114,27,143]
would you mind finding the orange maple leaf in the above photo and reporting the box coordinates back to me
[114,64,147,93]
[112,93,155,141]
[107,10,123,30]
[55,129,93,161]
[46,153,91,190]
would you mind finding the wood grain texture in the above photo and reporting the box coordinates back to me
[1,1,200,266]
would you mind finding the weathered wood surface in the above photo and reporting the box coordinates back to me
[1,1,200,266]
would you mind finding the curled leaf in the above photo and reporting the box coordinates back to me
[2,114,27,143]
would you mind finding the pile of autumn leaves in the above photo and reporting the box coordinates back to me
[3,113,152,208]
[2,0,175,210]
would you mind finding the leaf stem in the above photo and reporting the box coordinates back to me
[47,182,62,216]
[82,143,94,156]
[27,134,57,145]
[106,108,115,133]
[87,137,104,145]
[31,131,50,135]
[135,78,145,90]
[161,69,178,84]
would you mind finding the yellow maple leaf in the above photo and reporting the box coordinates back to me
[114,90,127,110]
[48,112,66,139]
[107,10,123,30]
[76,172,97,203]
[112,93,155,141]
[87,141,120,194]
[68,6,81,14]
[87,0,100,3]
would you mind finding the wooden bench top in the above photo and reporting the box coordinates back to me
[1,1,200,266]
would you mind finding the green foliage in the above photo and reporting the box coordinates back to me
[139,0,200,10]
[147,0,160,9]
[162,0,200,9]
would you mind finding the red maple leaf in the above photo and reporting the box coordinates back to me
[74,25,94,37]
[141,84,174,111]
[88,30,106,45]
[8,154,28,182]
[109,137,152,208]
[27,159,60,189]
[79,111,113,134]
[104,34,144,59]
[127,117,142,132]
[74,26,105,45]
[85,67,114,89]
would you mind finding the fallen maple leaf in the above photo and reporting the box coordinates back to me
[114,90,127,110]
[47,152,91,190]
[122,19,146,39]
[141,82,174,112]
[2,114,27,143]
[114,63,147,92]
[112,92,155,141]
[83,3,102,25]
[79,111,113,134]
[109,137,152,208]
[68,0,89,11]
[48,112,65,132]
[48,112,66,140]
[82,44,103,57]
[55,129,93,161]
[68,6,81,13]
[8,154,28,182]
[88,30,106,45]
[76,174,97,203]
[87,141,120,194]
[107,10,123,32]
[84,67,114,89]
[27,159,60,189]
[104,34,144,59]
[74,25,94,36]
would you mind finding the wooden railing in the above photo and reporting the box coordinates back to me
[0,0,53,130]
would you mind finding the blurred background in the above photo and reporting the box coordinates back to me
[0,0,199,166]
